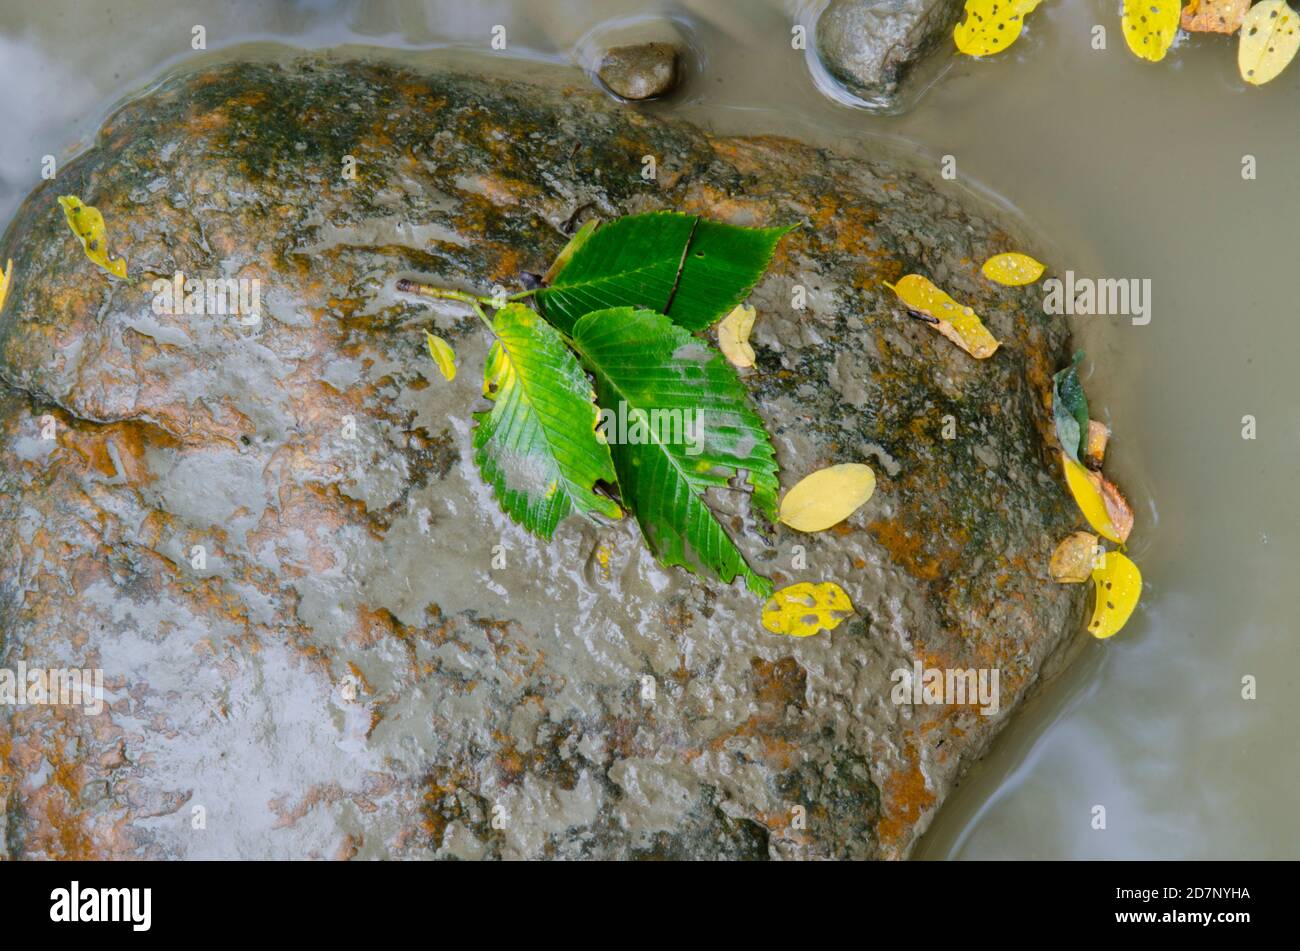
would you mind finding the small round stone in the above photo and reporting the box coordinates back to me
[596,42,679,100]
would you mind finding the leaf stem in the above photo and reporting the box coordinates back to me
[397,279,495,332]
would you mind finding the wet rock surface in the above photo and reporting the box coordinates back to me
[595,42,679,100]
[0,55,1083,859]
[815,0,963,107]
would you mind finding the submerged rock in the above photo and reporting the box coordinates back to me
[0,55,1084,859]
[596,42,679,100]
[815,0,963,108]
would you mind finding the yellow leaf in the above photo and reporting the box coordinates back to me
[1050,531,1102,583]
[1087,550,1142,639]
[762,581,854,637]
[1062,453,1124,543]
[954,0,1043,57]
[981,252,1045,286]
[717,303,757,367]
[1122,0,1183,63]
[0,258,12,314]
[886,274,1000,359]
[1238,0,1300,85]
[1181,0,1250,34]
[779,463,876,532]
[57,195,127,278]
[425,330,457,381]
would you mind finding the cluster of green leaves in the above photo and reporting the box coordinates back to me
[1052,351,1090,464]
[425,212,792,596]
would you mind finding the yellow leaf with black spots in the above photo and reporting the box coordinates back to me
[886,274,1000,359]
[1238,0,1300,85]
[424,330,457,381]
[1088,550,1142,639]
[57,195,127,278]
[1123,0,1183,63]
[954,0,1043,57]
[981,251,1045,286]
[762,581,854,637]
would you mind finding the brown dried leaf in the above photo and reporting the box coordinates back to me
[1182,0,1250,33]
[1050,531,1101,583]
[1094,472,1134,544]
[1085,420,1110,469]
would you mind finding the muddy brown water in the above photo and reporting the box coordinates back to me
[1,0,1296,858]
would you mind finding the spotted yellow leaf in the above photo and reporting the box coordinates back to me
[1049,531,1102,583]
[1181,0,1249,33]
[1122,0,1183,63]
[1062,454,1133,544]
[717,303,757,367]
[981,252,1045,286]
[424,330,457,381]
[1088,550,1142,639]
[779,463,876,532]
[57,195,126,279]
[0,258,12,313]
[762,581,854,637]
[1238,0,1300,85]
[954,0,1043,57]
[886,274,1000,359]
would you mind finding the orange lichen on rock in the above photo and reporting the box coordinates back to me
[876,742,936,858]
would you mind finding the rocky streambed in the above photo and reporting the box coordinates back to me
[0,54,1084,859]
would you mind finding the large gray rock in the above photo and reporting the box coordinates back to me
[0,54,1083,859]
[815,0,964,109]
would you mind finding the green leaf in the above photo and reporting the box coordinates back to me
[536,211,791,334]
[572,306,779,595]
[1052,351,1089,464]
[473,303,621,539]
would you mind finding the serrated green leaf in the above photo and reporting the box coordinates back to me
[536,211,790,334]
[542,218,598,285]
[473,303,621,539]
[1052,352,1089,464]
[57,195,127,278]
[572,306,778,595]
